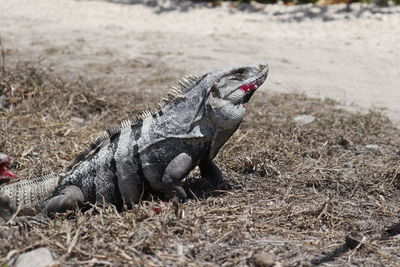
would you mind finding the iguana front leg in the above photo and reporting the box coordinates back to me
[40,185,84,216]
[116,160,143,207]
[162,153,194,201]
[199,160,224,186]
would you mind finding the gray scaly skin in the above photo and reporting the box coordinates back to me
[0,153,18,221]
[0,63,269,217]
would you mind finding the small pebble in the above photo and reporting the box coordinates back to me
[253,252,276,267]
[293,114,315,125]
[70,116,86,124]
[365,144,380,151]
[14,247,54,267]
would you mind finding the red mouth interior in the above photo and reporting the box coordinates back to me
[240,81,258,94]
[0,157,18,179]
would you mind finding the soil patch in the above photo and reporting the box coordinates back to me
[1,65,400,265]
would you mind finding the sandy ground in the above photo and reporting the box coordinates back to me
[0,0,399,123]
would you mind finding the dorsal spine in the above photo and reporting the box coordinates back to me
[68,74,201,168]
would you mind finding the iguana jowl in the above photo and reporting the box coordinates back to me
[0,63,269,216]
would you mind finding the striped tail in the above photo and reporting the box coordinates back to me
[0,174,61,208]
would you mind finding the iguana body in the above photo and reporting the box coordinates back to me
[0,63,269,216]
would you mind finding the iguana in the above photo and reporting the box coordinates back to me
[0,63,269,217]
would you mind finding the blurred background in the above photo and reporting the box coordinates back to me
[0,0,399,124]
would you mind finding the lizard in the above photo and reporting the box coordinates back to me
[0,63,269,218]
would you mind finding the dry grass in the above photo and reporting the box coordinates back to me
[1,64,400,266]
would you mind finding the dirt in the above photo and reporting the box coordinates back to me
[1,0,400,266]
[1,66,400,265]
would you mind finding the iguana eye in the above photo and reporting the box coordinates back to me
[236,68,247,74]
[232,68,249,81]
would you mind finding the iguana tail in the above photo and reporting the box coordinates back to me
[0,174,61,208]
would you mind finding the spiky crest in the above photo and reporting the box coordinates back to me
[68,74,202,170]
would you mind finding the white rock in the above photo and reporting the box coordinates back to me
[365,144,380,151]
[293,114,315,125]
[70,116,85,124]
[253,252,275,267]
[14,247,54,267]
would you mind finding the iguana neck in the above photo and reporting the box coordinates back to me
[146,81,217,141]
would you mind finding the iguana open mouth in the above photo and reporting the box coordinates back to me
[242,90,255,105]
[240,76,265,105]
[0,155,17,180]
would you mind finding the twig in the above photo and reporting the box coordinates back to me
[347,236,366,262]
[6,203,22,225]
[188,188,200,202]
[0,34,5,74]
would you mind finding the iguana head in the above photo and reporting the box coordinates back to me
[0,153,17,184]
[205,63,269,129]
